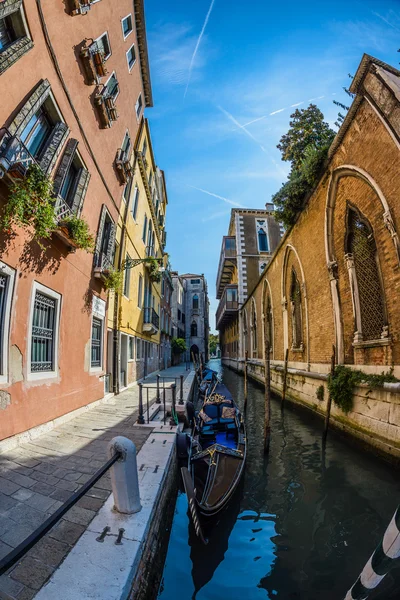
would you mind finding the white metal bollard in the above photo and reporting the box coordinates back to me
[108,436,142,514]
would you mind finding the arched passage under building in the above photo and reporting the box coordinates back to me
[190,344,199,362]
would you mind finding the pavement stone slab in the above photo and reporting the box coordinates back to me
[10,556,54,590]
[48,520,86,546]
[0,573,24,598]
[1,523,36,549]
[29,537,70,568]
[0,478,20,497]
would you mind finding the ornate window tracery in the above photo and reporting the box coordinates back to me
[290,268,303,350]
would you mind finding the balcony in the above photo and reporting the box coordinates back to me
[115,148,133,185]
[0,130,36,180]
[94,92,118,128]
[79,41,108,85]
[69,0,95,15]
[93,252,114,279]
[143,307,159,335]
[216,285,238,330]
[216,236,237,299]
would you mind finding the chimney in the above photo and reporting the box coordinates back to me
[265,203,274,213]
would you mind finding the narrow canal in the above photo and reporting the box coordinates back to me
[158,360,400,600]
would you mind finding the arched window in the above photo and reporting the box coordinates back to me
[192,294,199,310]
[290,269,303,349]
[251,301,257,357]
[243,310,248,356]
[345,207,386,341]
[256,220,269,252]
[265,292,273,352]
[191,321,197,337]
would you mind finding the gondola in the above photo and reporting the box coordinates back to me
[177,379,246,543]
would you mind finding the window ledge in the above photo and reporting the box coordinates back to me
[27,371,58,382]
[353,338,391,349]
[291,347,304,353]
[0,37,33,75]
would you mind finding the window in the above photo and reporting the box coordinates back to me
[123,177,133,203]
[345,207,386,341]
[121,131,131,155]
[20,107,52,159]
[29,284,61,377]
[191,321,198,337]
[182,313,186,325]
[131,186,139,220]
[0,4,32,75]
[95,32,111,60]
[142,213,148,243]
[135,93,143,119]
[94,206,116,270]
[121,14,133,39]
[0,264,15,383]
[128,336,134,360]
[54,142,89,213]
[192,295,199,310]
[178,309,181,320]
[91,317,102,368]
[257,220,269,252]
[136,337,141,360]
[290,269,303,349]
[148,171,153,189]
[190,279,201,284]
[251,302,257,357]
[126,44,136,71]
[142,138,147,158]
[104,72,119,101]
[123,255,131,297]
[138,274,143,308]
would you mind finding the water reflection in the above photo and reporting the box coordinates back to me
[158,359,400,599]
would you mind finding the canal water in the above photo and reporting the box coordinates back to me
[158,359,400,600]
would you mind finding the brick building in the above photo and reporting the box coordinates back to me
[216,206,282,367]
[0,0,152,441]
[231,54,400,460]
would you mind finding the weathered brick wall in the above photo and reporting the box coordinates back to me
[230,57,400,459]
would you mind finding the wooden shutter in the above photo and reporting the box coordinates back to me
[52,138,79,197]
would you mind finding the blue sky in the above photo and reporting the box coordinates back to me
[144,0,400,332]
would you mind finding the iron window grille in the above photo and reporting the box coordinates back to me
[91,317,102,368]
[0,274,8,374]
[31,292,56,372]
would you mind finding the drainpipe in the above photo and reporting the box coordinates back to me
[113,155,138,395]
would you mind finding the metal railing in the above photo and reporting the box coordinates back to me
[216,284,239,327]
[0,449,122,577]
[93,251,114,272]
[54,195,73,222]
[0,128,36,177]
[138,380,178,425]
[143,307,159,329]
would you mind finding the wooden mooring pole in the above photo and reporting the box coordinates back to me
[264,337,271,454]
[323,344,336,442]
[281,348,289,410]
[244,350,248,411]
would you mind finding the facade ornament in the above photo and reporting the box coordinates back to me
[281,296,287,310]
[383,210,400,265]
[344,253,355,270]
[381,325,390,339]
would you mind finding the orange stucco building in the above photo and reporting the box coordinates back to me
[0,0,152,441]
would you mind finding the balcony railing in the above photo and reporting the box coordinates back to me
[93,251,114,274]
[115,148,133,184]
[54,196,73,223]
[143,307,160,330]
[0,130,36,179]
[94,91,118,128]
[216,236,237,299]
[216,285,238,330]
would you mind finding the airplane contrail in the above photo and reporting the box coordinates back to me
[188,184,245,207]
[184,0,216,99]
[270,108,285,115]
[218,105,267,153]
[373,11,400,32]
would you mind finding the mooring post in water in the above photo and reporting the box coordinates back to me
[323,344,336,442]
[264,337,271,454]
[108,437,142,514]
[343,504,400,600]
[244,350,248,411]
[281,348,289,410]
[179,374,184,404]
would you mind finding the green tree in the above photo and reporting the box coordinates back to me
[171,338,186,355]
[277,104,335,173]
[209,333,219,355]
[273,104,336,228]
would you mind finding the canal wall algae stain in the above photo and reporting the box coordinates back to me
[158,361,400,600]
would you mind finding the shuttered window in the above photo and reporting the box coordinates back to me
[0,17,13,50]
[0,274,8,375]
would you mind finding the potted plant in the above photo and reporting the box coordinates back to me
[1,164,57,248]
[146,257,161,283]
[57,214,95,252]
[102,268,123,292]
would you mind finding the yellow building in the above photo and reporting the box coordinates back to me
[107,119,168,390]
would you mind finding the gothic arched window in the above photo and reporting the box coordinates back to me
[256,220,269,252]
[290,269,303,349]
[345,207,386,341]
[192,294,199,310]
[251,302,257,357]
[191,321,198,337]
[265,293,273,352]
[243,310,248,355]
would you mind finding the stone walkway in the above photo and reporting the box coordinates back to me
[0,365,190,600]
